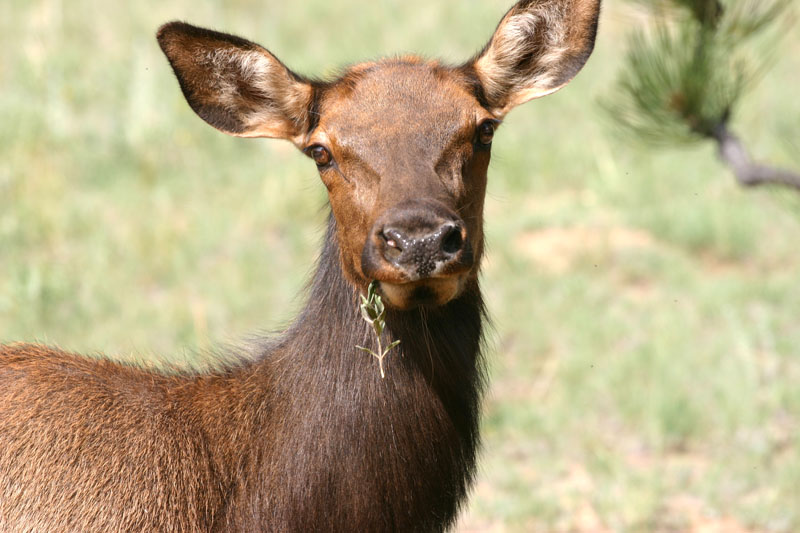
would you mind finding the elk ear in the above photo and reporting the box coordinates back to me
[469,0,601,116]
[157,22,313,143]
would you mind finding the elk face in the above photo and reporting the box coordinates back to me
[157,0,600,309]
[307,61,493,309]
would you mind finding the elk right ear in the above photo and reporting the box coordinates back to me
[469,0,601,117]
[157,22,313,143]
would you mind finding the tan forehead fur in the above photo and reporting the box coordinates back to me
[314,58,486,149]
[321,57,478,112]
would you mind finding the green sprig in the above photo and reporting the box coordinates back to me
[356,281,401,378]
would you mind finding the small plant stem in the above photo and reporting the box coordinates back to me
[356,280,400,378]
[376,336,385,379]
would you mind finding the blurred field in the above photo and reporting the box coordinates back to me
[2,0,800,531]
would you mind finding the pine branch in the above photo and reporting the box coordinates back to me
[605,0,800,193]
[712,123,800,191]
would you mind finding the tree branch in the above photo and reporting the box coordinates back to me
[712,123,800,191]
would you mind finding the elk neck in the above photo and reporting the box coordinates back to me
[278,212,487,399]
[189,212,488,529]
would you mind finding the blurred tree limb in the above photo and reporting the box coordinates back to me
[604,0,800,191]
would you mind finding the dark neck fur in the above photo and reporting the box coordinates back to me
[229,215,487,532]
[287,216,486,393]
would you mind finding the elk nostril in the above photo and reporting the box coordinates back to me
[381,229,404,262]
[385,245,401,262]
[441,225,463,256]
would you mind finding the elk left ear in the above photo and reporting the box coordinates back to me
[157,22,313,143]
[469,0,601,116]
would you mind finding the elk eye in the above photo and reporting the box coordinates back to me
[308,145,333,167]
[477,121,495,146]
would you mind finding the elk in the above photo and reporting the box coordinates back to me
[0,1,601,531]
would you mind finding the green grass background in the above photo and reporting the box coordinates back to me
[2,0,799,531]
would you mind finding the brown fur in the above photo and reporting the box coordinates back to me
[0,2,601,531]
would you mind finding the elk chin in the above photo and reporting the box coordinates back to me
[378,277,464,310]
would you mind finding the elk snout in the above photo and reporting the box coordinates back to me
[362,202,473,284]
[381,222,465,278]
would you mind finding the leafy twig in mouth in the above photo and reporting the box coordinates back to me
[356,281,401,378]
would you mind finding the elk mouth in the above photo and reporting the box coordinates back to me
[376,275,465,310]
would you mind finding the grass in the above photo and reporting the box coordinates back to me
[2,0,800,531]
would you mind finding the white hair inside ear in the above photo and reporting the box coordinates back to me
[472,0,601,116]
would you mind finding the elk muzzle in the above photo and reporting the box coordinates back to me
[361,200,474,309]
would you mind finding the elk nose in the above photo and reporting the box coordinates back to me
[380,221,468,279]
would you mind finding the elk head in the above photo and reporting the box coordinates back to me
[157,0,600,310]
